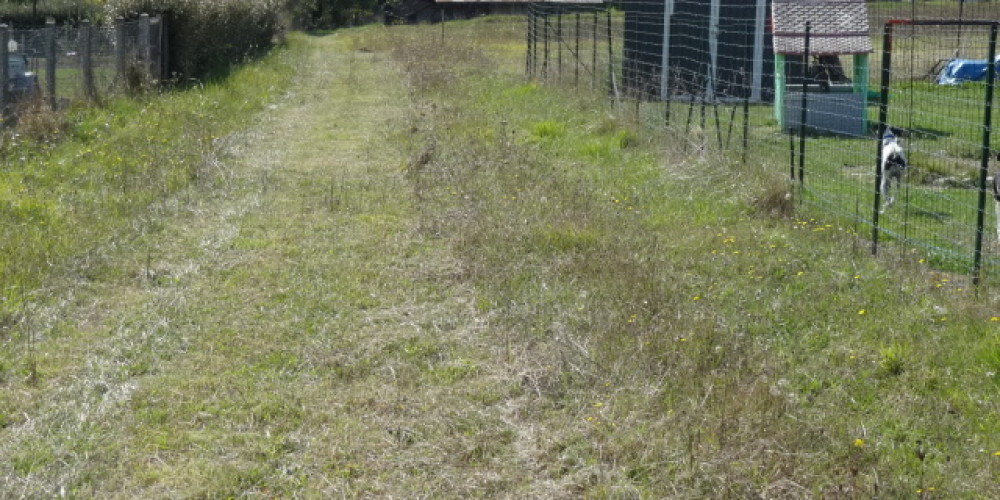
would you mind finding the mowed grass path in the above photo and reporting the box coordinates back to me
[1,32,523,497]
[4,20,1000,498]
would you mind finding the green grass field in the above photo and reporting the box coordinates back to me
[1,16,999,498]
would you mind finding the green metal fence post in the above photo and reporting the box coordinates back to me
[873,22,894,256]
[973,22,997,284]
[798,22,810,186]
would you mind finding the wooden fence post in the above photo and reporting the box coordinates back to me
[152,15,163,81]
[80,19,94,101]
[46,18,56,109]
[0,25,9,114]
[575,12,580,87]
[115,16,126,89]
[157,15,168,82]
[140,14,151,81]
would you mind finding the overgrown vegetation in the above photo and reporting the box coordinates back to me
[286,0,381,29]
[0,0,89,25]
[1,16,999,498]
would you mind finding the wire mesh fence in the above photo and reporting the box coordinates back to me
[526,0,1000,283]
[2,15,163,111]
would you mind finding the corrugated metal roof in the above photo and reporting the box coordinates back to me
[771,0,873,55]
[436,0,603,3]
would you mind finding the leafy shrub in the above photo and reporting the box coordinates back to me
[0,0,86,25]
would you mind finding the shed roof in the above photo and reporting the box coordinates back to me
[436,0,602,3]
[771,0,873,55]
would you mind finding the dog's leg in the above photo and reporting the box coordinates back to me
[880,176,889,213]
[881,175,895,213]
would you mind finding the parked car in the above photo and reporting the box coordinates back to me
[6,54,39,101]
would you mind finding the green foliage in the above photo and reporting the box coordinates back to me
[287,0,381,29]
[530,120,565,140]
[0,0,87,25]
[879,342,908,377]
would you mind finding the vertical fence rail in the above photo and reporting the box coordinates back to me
[591,11,597,90]
[543,13,549,80]
[798,22,810,187]
[606,10,613,99]
[557,11,562,82]
[80,20,94,102]
[575,12,580,87]
[528,11,533,77]
[46,19,56,109]
[973,22,998,284]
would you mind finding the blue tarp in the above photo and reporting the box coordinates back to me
[937,56,1000,85]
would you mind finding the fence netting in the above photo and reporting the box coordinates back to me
[527,0,1000,282]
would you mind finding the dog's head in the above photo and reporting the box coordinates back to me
[882,126,904,147]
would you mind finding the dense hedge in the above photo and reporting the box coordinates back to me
[0,0,87,26]
[104,0,283,79]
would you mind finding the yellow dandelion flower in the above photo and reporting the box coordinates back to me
[854,438,864,447]
[858,309,866,315]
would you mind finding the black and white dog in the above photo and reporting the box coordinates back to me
[880,128,908,213]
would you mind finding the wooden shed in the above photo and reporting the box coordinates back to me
[622,0,774,102]
[771,0,873,135]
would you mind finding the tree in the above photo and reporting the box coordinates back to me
[286,0,381,29]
